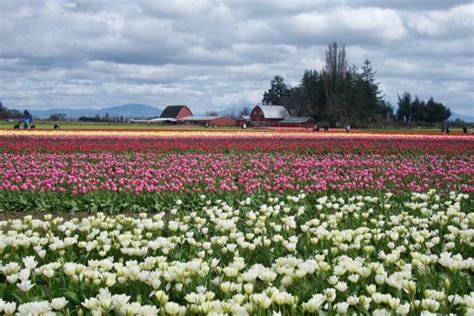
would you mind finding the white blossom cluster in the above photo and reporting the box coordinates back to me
[0,190,472,315]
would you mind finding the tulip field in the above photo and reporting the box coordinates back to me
[0,129,473,315]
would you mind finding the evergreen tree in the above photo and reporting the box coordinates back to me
[425,98,451,122]
[260,42,452,127]
[262,75,290,105]
[357,60,387,125]
[301,70,326,119]
[411,96,426,122]
[396,94,451,124]
[397,92,412,122]
[378,100,395,124]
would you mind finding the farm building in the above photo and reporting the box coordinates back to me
[147,117,176,123]
[180,116,237,127]
[250,105,289,123]
[146,105,193,124]
[236,115,251,128]
[160,105,193,119]
[249,105,316,127]
[278,117,315,128]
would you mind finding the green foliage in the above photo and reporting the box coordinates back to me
[262,42,453,127]
[425,97,451,123]
[262,75,290,106]
[262,43,393,127]
[0,191,472,314]
[396,92,412,122]
[49,113,67,121]
[1,189,471,215]
[397,93,451,124]
[0,101,24,120]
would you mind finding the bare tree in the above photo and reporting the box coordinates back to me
[239,106,251,117]
[205,110,219,116]
[322,42,348,125]
[323,42,347,97]
[49,113,67,121]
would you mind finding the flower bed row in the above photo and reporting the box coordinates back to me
[0,191,472,315]
[1,134,473,154]
[1,152,472,196]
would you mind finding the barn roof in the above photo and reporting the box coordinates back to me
[149,117,177,122]
[255,105,290,119]
[180,115,220,121]
[160,105,190,118]
[280,117,314,123]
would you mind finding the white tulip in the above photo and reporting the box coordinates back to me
[17,280,34,292]
[51,297,68,310]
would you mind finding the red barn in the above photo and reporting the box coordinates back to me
[250,105,289,123]
[160,105,193,120]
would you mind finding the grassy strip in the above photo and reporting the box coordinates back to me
[1,121,471,133]
[1,189,472,214]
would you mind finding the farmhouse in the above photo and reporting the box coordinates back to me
[180,115,237,127]
[250,105,289,123]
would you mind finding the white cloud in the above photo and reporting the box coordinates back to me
[291,7,406,41]
[409,3,474,37]
[0,0,472,116]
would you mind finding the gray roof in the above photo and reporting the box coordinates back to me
[280,117,314,123]
[180,115,220,121]
[149,117,177,122]
[255,105,289,119]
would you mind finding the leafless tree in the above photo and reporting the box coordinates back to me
[239,106,251,117]
[205,110,219,116]
[322,42,348,125]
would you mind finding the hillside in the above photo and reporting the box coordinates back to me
[30,103,162,119]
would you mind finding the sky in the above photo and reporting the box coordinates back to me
[1,0,473,115]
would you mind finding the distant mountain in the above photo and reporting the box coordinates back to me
[451,112,474,123]
[99,104,162,118]
[30,103,162,119]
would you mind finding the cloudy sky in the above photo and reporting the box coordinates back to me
[1,0,473,115]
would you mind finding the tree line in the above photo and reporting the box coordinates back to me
[262,42,452,127]
[396,92,450,124]
[0,102,127,123]
[79,113,126,123]
[0,101,24,120]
